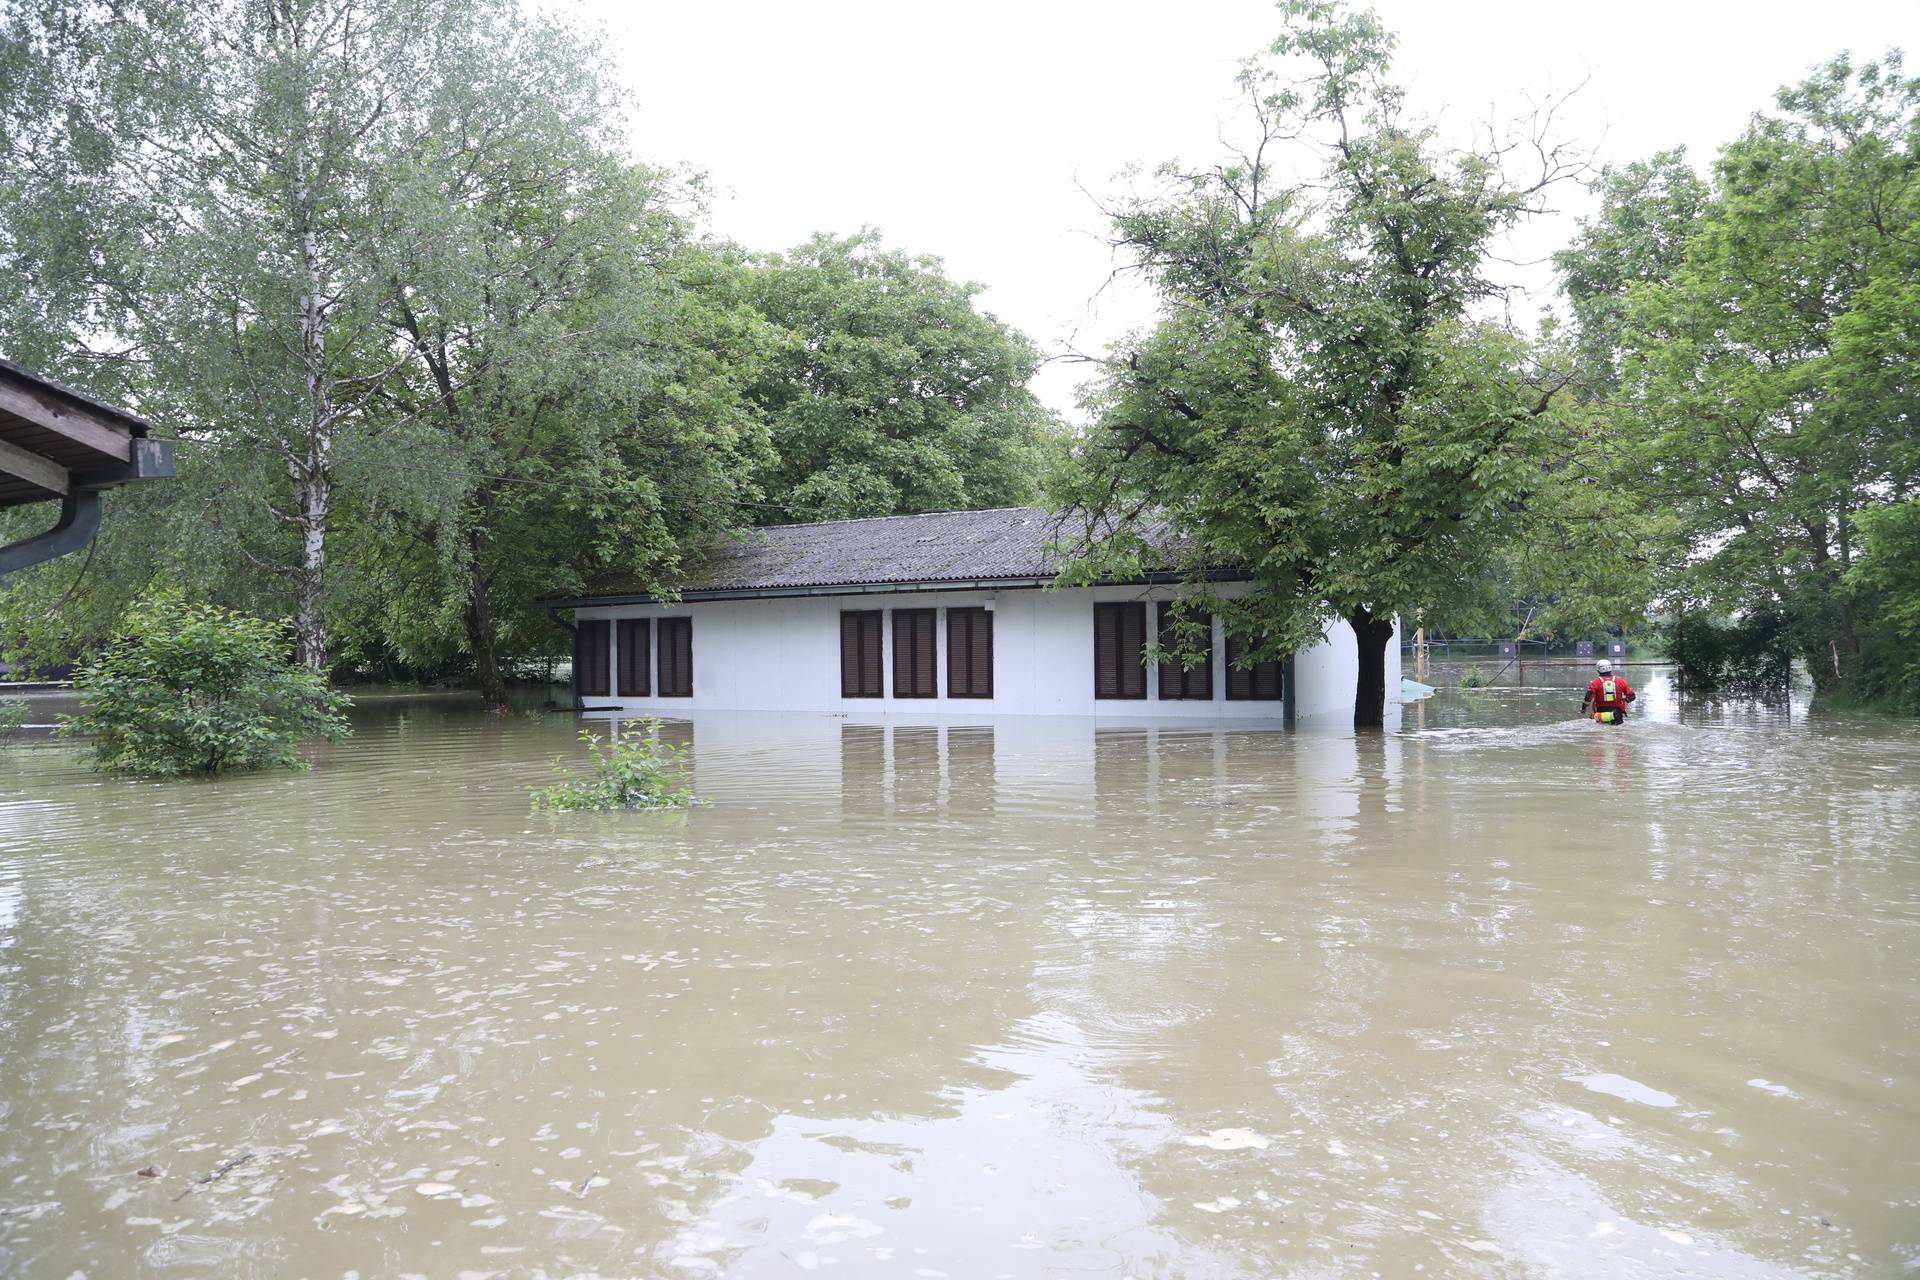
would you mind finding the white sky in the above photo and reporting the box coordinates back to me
[584,0,1917,417]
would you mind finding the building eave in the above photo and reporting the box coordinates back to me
[545,569,1250,611]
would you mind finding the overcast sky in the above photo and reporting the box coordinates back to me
[584,0,1916,416]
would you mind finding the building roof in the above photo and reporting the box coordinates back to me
[554,506,1221,605]
[0,356,158,510]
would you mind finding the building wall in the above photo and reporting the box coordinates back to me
[574,584,1398,720]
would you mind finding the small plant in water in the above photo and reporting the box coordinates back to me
[532,721,691,812]
[1457,668,1492,689]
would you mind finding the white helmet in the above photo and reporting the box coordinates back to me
[1596,659,1613,675]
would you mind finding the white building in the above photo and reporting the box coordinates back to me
[547,507,1394,721]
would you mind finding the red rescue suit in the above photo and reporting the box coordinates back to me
[1582,674,1636,723]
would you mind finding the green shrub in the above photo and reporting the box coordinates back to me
[532,721,691,812]
[0,697,27,735]
[61,596,350,776]
[1457,668,1491,688]
[1667,611,1793,695]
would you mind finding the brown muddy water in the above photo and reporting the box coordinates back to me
[1,667,1917,1278]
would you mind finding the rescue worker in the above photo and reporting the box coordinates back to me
[1581,659,1636,724]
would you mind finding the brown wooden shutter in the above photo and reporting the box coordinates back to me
[840,611,883,697]
[1225,631,1285,701]
[892,608,937,698]
[616,618,650,697]
[575,620,610,698]
[1156,603,1214,700]
[946,607,993,698]
[1094,602,1147,699]
[657,616,693,697]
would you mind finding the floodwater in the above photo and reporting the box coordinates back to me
[2,667,1917,1278]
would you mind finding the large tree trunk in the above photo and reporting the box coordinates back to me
[290,469,329,673]
[290,184,331,673]
[287,353,332,673]
[464,530,509,709]
[1350,606,1395,730]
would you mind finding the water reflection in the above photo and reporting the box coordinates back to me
[0,682,1914,1277]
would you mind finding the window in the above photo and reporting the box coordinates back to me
[840,610,884,698]
[616,618,650,697]
[657,616,693,697]
[892,608,938,698]
[946,607,993,699]
[1225,632,1285,701]
[575,619,610,698]
[1093,601,1147,699]
[1156,603,1214,700]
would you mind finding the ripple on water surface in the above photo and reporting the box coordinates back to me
[1,681,1916,1277]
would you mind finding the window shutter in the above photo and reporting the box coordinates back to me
[657,617,693,697]
[892,609,937,698]
[1225,631,1285,701]
[841,611,883,697]
[1156,603,1214,700]
[574,620,611,698]
[946,608,993,699]
[616,619,650,697]
[1094,602,1147,699]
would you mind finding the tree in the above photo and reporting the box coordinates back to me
[0,0,609,674]
[1566,53,1920,697]
[61,594,348,776]
[1054,0,1603,727]
[344,22,771,705]
[1554,150,1710,394]
[349,243,774,704]
[744,232,1055,523]
[1847,500,1920,712]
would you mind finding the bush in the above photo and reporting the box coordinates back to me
[532,721,691,811]
[1667,611,1793,695]
[61,596,350,776]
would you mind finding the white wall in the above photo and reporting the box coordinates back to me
[1289,611,1403,723]
[576,585,1392,720]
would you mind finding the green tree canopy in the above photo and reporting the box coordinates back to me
[1053,0,1622,725]
[744,232,1055,523]
[0,0,774,695]
[0,0,505,670]
[1561,52,1920,700]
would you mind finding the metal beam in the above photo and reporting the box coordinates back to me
[0,435,69,495]
[0,378,132,462]
[0,490,101,576]
[74,437,174,491]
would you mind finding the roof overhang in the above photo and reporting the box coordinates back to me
[545,569,1250,610]
[0,357,175,574]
